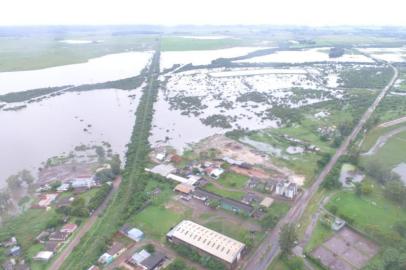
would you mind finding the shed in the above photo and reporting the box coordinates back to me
[174,184,194,194]
[260,197,274,208]
[33,251,54,261]
[127,228,144,242]
[140,251,166,270]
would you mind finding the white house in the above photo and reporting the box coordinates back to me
[275,181,297,199]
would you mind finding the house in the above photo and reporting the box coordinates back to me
[98,253,113,265]
[56,183,70,192]
[241,193,261,205]
[7,246,21,257]
[275,181,297,199]
[119,224,144,241]
[139,251,166,270]
[126,228,144,242]
[167,220,245,269]
[14,263,30,270]
[155,152,166,162]
[48,231,69,242]
[332,217,346,231]
[3,237,17,248]
[128,249,151,266]
[260,197,274,208]
[146,164,176,177]
[38,193,58,208]
[170,154,182,164]
[36,231,50,244]
[208,168,224,179]
[174,183,194,195]
[70,177,96,189]
[98,242,126,265]
[107,242,126,258]
[247,177,260,189]
[193,188,254,216]
[44,241,60,252]
[60,223,78,234]
[33,251,53,261]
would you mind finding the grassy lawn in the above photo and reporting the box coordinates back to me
[361,129,406,170]
[203,218,250,242]
[326,181,406,235]
[203,183,245,200]
[160,36,242,51]
[305,221,334,252]
[0,209,60,250]
[217,172,248,189]
[361,123,406,152]
[130,205,185,240]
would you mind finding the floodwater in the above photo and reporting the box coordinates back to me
[393,163,406,184]
[0,51,152,94]
[0,89,140,187]
[149,91,224,152]
[236,48,374,64]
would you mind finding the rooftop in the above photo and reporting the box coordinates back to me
[140,251,166,270]
[167,220,245,264]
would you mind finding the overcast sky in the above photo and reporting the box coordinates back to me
[1,0,405,26]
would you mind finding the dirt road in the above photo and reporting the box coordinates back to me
[48,176,122,270]
[242,64,398,270]
[378,116,406,128]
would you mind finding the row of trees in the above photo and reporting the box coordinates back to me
[59,47,161,270]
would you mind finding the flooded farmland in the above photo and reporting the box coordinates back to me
[0,51,151,94]
[0,89,140,186]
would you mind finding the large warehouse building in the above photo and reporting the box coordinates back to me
[167,220,245,268]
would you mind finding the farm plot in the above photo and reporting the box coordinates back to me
[311,227,379,270]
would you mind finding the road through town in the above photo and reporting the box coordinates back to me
[48,176,122,270]
[242,64,398,270]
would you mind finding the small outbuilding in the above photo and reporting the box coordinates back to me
[260,197,274,208]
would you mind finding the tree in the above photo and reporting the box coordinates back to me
[144,243,155,253]
[382,248,400,269]
[279,224,297,254]
[6,174,22,190]
[384,179,406,204]
[365,259,385,270]
[286,256,304,270]
[110,154,121,176]
[20,170,34,186]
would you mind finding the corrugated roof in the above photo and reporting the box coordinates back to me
[169,220,245,264]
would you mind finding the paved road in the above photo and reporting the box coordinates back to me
[48,176,122,270]
[378,116,406,128]
[242,64,398,270]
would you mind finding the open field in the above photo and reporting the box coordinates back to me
[203,183,245,200]
[160,36,243,51]
[326,180,406,237]
[361,128,406,170]
[0,35,155,72]
[217,172,249,189]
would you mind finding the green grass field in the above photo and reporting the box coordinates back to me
[326,181,406,235]
[361,129,406,169]
[0,35,155,72]
[217,172,248,189]
[305,221,334,252]
[130,205,187,240]
[160,36,242,51]
[203,183,245,200]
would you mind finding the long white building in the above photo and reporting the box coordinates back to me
[167,220,245,268]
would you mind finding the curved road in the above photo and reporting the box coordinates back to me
[242,64,398,270]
